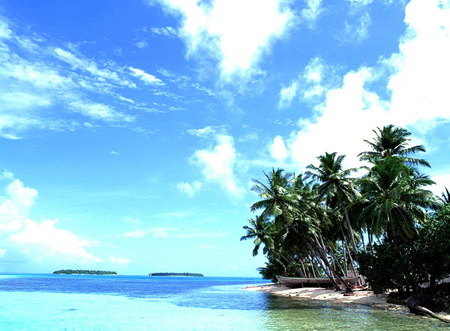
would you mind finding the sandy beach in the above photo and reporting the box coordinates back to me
[245,284,408,312]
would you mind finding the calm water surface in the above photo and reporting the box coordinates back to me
[0,274,447,330]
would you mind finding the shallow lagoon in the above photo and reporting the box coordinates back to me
[0,274,446,330]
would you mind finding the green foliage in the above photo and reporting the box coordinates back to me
[243,125,444,294]
[149,273,204,277]
[357,204,450,294]
[53,269,117,275]
[257,261,286,282]
[357,243,427,294]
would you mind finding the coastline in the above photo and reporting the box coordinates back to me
[245,284,407,312]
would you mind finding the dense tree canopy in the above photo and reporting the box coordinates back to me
[242,125,448,295]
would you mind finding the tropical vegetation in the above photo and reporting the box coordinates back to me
[149,272,204,277]
[53,269,117,275]
[242,125,450,295]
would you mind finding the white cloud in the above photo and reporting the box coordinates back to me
[68,100,135,123]
[0,175,101,265]
[1,60,70,89]
[109,256,131,265]
[0,16,155,138]
[53,48,134,88]
[135,40,149,49]
[269,136,289,162]
[340,12,371,44]
[0,18,13,39]
[129,67,164,85]
[136,227,226,239]
[301,0,323,28]
[155,0,294,80]
[0,170,14,180]
[177,181,202,197]
[346,0,374,7]
[0,179,37,234]
[193,135,245,198]
[289,67,389,169]
[278,0,450,171]
[10,219,102,263]
[279,81,298,108]
[278,57,331,109]
[124,230,146,238]
[429,172,450,197]
[187,125,225,138]
[386,0,450,129]
[151,26,179,38]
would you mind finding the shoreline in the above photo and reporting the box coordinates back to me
[245,284,408,312]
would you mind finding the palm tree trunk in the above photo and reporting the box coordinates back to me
[328,245,346,277]
[340,228,359,277]
[311,236,353,292]
[299,259,307,278]
[342,243,349,276]
[343,206,358,254]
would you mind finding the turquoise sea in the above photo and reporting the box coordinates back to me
[0,274,447,330]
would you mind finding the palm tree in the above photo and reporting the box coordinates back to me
[305,152,360,254]
[439,187,450,205]
[240,215,276,257]
[249,169,354,292]
[358,124,430,167]
[250,168,297,221]
[358,156,434,244]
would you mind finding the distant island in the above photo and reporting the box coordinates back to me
[149,272,204,277]
[53,269,117,275]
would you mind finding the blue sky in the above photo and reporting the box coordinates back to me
[1,0,450,276]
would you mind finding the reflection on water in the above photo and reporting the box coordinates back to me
[171,283,447,330]
[262,295,448,331]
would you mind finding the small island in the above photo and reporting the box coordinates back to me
[149,272,204,277]
[53,269,117,275]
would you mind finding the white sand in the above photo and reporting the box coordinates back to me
[245,284,408,312]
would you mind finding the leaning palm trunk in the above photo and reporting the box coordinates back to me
[343,206,358,254]
[311,236,353,293]
[328,245,346,277]
[299,259,308,278]
[340,228,359,278]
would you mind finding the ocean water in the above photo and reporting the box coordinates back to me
[0,274,446,330]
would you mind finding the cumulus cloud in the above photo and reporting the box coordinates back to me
[276,0,450,173]
[278,57,331,109]
[386,0,450,129]
[154,0,294,80]
[193,134,245,198]
[289,67,389,169]
[278,81,299,109]
[10,219,102,263]
[0,174,102,268]
[269,136,289,162]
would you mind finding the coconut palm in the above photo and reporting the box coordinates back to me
[358,156,434,244]
[240,215,276,257]
[305,152,360,254]
[250,168,297,221]
[250,168,356,291]
[358,124,430,167]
